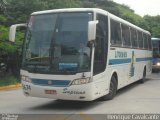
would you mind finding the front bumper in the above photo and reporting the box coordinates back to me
[22,80,96,101]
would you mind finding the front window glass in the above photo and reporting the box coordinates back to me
[22,12,93,74]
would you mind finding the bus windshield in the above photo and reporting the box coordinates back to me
[22,12,93,74]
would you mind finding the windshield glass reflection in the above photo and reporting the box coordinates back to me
[22,12,93,74]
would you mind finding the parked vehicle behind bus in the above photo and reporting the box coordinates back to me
[9,8,152,101]
[152,38,160,72]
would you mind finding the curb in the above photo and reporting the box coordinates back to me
[0,84,22,90]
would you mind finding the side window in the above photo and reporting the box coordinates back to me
[138,31,143,49]
[130,28,138,48]
[111,19,122,46]
[93,14,108,75]
[143,33,148,49]
[148,35,152,50]
[121,24,131,47]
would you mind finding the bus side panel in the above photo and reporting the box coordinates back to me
[107,47,152,90]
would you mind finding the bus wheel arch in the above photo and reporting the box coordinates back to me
[112,72,118,86]
[102,72,118,100]
[139,66,146,83]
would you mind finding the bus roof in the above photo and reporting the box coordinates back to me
[31,8,150,35]
[152,38,160,41]
[32,8,103,15]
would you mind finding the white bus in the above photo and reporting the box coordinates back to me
[9,8,152,101]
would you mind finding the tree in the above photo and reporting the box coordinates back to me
[143,15,160,37]
[5,0,82,23]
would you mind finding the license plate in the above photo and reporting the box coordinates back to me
[45,90,57,94]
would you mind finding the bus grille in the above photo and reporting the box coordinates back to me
[31,79,71,87]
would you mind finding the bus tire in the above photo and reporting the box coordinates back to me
[139,68,146,84]
[102,75,117,100]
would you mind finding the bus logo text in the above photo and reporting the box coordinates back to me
[115,51,127,58]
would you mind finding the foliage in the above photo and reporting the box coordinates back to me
[143,15,160,37]
[82,0,143,26]
[5,0,83,22]
[0,17,16,56]
[0,74,20,86]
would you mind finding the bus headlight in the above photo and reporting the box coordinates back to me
[21,75,31,83]
[157,62,160,66]
[71,77,91,85]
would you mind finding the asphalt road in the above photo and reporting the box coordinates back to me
[0,73,160,119]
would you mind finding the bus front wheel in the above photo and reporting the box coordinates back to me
[102,76,117,100]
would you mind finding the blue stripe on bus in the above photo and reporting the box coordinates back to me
[136,57,152,62]
[109,58,131,65]
[31,79,70,87]
[109,57,152,65]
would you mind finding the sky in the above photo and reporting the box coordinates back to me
[113,0,160,16]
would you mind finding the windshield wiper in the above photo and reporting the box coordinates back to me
[23,62,49,72]
[59,67,78,74]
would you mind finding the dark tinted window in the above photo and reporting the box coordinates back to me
[121,24,131,47]
[148,35,152,50]
[111,19,122,46]
[143,33,148,49]
[138,31,143,48]
[131,28,138,48]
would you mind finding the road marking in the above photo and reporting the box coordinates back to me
[79,113,93,120]
[0,84,21,90]
[47,113,92,120]
[48,117,71,120]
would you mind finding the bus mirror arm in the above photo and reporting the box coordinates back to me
[90,42,95,79]
[87,40,96,47]
[88,20,99,42]
[9,23,27,42]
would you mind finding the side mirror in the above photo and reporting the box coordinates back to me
[88,20,99,42]
[9,23,27,42]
